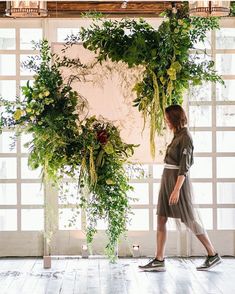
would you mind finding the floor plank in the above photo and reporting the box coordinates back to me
[5,258,37,294]
[0,256,234,294]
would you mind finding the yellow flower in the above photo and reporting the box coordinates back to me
[178,19,184,26]
[167,67,176,80]
[171,61,182,72]
[106,179,114,185]
[13,109,23,120]
[104,142,114,154]
[160,76,165,85]
[44,90,50,97]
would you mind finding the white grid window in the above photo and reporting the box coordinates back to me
[0,20,234,257]
[189,28,235,231]
[0,24,44,233]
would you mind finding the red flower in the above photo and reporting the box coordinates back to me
[97,129,108,145]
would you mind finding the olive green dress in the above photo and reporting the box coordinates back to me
[157,127,205,234]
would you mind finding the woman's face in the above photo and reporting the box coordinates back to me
[164,113,174,130]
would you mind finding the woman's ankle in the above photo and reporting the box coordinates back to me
[155,256,164,261]
[207,250,216,256]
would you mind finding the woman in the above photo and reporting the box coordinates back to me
[139,105,221,272]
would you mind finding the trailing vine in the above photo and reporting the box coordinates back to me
[0,40,136,261]
[65,4,224,158]
[78,117,136,259]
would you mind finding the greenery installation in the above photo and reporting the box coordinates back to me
[66,3,224,158]
[0,40,136,261]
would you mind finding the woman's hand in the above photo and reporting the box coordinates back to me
[169,189,180,205]
[169,175,185,205]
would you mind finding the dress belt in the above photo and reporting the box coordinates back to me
[164,163,179,169]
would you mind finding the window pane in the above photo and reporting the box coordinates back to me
[59,182,79,205]
[217,209,235,230]
[128,183,149,205]
[193,31,211,50]
[153,183,160,205]
[191,131,212,152]
[21,133,33,153]
[216,105,235,127]
[192,183,212,204]
[189,106,211,127]
[217,132,235,152]
[0,105,13,120]
[0,209,17,231]
[198,208,213,230]
[217,183,235,204]
[59,208,81,230]
[21,209,44,231]
[20,28,42,50]
[0,184,17,205]
[153,164,164,179]
[216,54,235,75]
[217,157,235,178]
[0,132,16,153]
[96,219,108,230]
[0,158,17,179]
[20,55,39,76]
[0,55,16,76]
[216,28,235,49]
[127,209,149,231]
[188,83,211,101]
[0,80,16,101]
[216,80,235,101]
[125,164,149,180]
[190,157,212,178]
[21,158,41,179]
[57,28,80,42]
[191,53,211,64]
[0,29,15,50]
[21,183,44,205]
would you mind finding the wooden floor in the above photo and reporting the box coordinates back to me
[0,257,234,294]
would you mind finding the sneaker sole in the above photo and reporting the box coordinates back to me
[196,259,222,271]
[139,267,166,272]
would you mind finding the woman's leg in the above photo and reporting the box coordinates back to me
[156,215,168,260]
[186,221,216,256]
[186,221,221,270]
[195,233,216,256]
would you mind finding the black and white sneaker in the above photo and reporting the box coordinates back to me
[196,253,222,271]
[138,258,166,272]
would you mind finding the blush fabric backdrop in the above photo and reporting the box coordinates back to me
[52,42,173,163]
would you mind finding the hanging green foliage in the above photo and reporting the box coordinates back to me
[78,117,136,260]
[0,40,137,261]
[65,4,224,158]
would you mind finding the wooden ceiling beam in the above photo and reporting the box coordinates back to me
[47,1,172,16]
[0,1,181,18]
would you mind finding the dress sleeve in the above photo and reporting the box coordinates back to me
[178,135,194,176]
